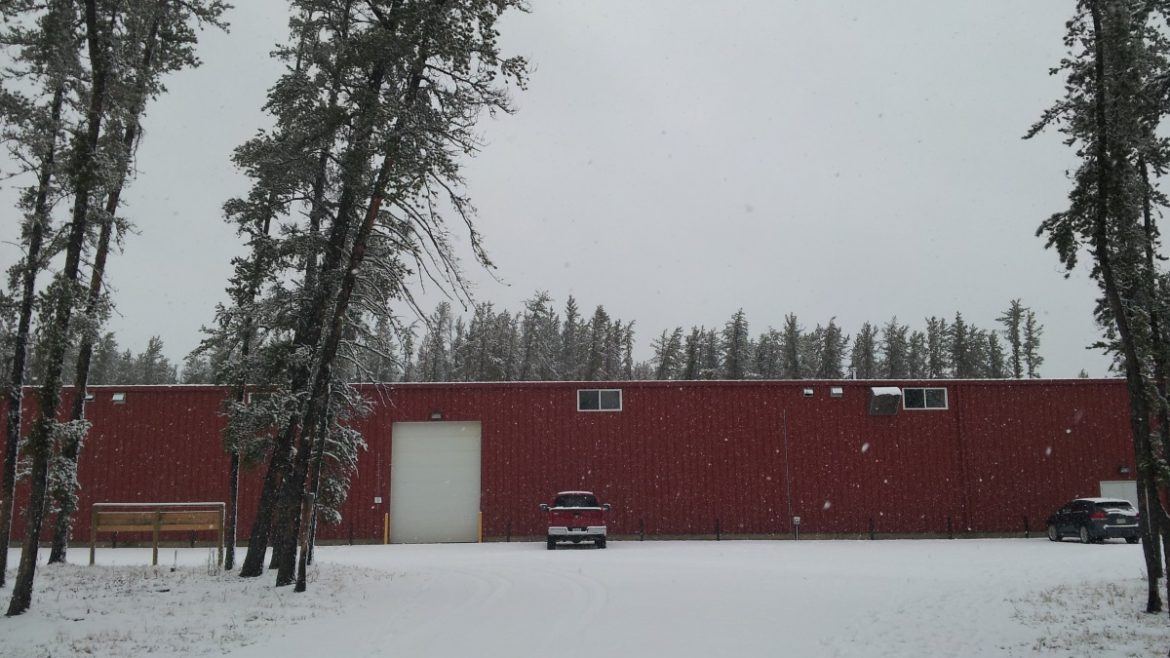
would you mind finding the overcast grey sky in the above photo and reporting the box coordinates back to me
[0,1,1115,377]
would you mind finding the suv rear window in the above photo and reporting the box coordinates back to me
[1095,501,1134,511]
[554,494,599,508]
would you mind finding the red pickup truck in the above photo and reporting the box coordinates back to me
[540,491,611,550]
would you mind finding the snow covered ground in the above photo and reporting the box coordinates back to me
[2,539,1167,657]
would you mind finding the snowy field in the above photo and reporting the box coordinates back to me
[2,539,1167,657]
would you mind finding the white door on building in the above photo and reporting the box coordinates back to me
[390,421,482,543]
[1100,480,1139,506]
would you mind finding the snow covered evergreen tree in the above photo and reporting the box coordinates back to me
[949,313,976,378]
[518,291,560,381]
[780,314,804,379]
[925,316,949,379]
[720,309,752,379]
[418,302,454,382]
[997,299,1027,378]
[1028,0,1170,612]
[558,296,583,380]
[850,321,878,379]
[1023,310,1044,378]
[228,0,530,590]
[907,330,928,378]
[755,328,782,379]
[815,319,848,379]
[4,0,227,613]
[880,318,909,379]
[652,327,684,380]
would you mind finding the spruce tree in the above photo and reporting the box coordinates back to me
[907,330,928,378]
[816,319,848,379]
[850,321,878,379]
[780,314,804,379]
[559,296,582,379]
[880,318,909,379]
[721,309,752,379]
[682,327,702,380]
[950,312,976,378]
[1023,311,1044,378]
[652,328,684,380]
[997,299,1027,378]
[925,316,949,379]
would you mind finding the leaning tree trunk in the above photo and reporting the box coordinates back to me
[240,55,389,580]
[1138,156,1166,581]
[7,0,111,617]
[0,82,65,589]
[48,3,165,565]
[287,53,430,589]
[1087,1,1161,614]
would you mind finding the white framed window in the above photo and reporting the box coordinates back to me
[903,387,948,410]
[830,387,844,398]
[802,388,814,397]
[577,389,622,412]
[111,392,127,404]
[246,391,272,405]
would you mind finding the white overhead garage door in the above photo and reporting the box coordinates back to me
[390,421,482,543]
[1100,480,1139,506]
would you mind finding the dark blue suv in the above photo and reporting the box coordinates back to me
[1046,498,1140,544]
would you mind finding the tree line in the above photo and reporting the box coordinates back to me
[2,334,182,386]
[354,293,1047,384]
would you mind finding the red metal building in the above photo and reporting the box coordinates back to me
[1,379,1136,545]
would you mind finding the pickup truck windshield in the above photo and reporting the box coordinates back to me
[554,494,599,508]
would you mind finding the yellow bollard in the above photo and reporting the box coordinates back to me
[478,511,483,543]
[384,513,389,545]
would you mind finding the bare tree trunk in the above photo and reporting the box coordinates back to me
[238,426,293,577]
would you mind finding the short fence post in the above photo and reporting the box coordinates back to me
[947,516,954,540]
[112,531,118,550]
[348,521,354,545]
[152,511,161,566]
[89,507,97,566]
[639,518,645,541]
[506,520,511,543]
[869,517,875,540]
[1023,515,1030,539]
[715,518,721,541]
[189,531,196,548]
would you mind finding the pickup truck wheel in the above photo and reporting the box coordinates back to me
[595,538,606,549]
[547,537,556,550]
[1079,525,1092,544]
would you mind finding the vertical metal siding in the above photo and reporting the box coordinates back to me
[0,379,1135,546]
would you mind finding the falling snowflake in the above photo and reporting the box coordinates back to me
[823,500,832,510]
[861,442,870,453]
[1045,447,1052,456]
